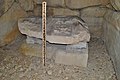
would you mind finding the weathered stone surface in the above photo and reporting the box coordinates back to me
[33,5,79,17]
[66,42,87,50]
[81,17,103,26]
[26,36,87,49]
[80,7,107,17]
[20,41,57,59]
[33,5,42,17]
[65,0,109,9]
[110,0,120,10]
[80,6,105,38]
[100,0,110,5]
[0,0,4,16]
[18,0,34,11]
[0,3,27,46]
[104,10,120,31]
[3,23,21,45]
[103,10,120,80]
[48,7,79,16]
[26,36,42,44]
[20,40,88,67]
[18,17,90,44]
[4,0,14,12]
[55,45,88,67]
[81,17,103,37]
[34,0,65,7]
[103,21,120,80]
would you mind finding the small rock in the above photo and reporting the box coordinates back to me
[58,70,62,74]
[65,77,69,80]
[47,70,53,75]
[49,64,53,68]
[35,73,38,75]
[19,68,24,71]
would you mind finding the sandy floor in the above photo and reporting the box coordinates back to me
[0,37,117,80]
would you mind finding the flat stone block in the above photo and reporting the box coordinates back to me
[55,45,88,67]
[20,41,57,59]
[20,41,88,67]
[18,17,90,44]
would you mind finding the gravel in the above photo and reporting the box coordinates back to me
[0,37,117,80]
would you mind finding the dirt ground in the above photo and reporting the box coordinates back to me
[0,36,117,80]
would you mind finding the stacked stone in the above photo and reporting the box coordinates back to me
[18,17,90,67]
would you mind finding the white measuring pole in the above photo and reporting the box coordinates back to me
[42,1,47,66]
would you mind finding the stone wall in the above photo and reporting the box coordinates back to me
[0,0,111,46]
[103,0,120,80]
[103,10,120,80]
[0,0,120,79]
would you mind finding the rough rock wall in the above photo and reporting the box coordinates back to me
[0,0,4,16]
[103,0,120,79]
[0,0,110,46]
[103,10,120,80]
[110,0,120,11]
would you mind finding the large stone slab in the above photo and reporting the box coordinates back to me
[103,21,120,80]
[20,41,88,67]
[18,17,90,44]
[55,45,88,67]
[26,36,87,49]
[20,41,57,59]
[103,10,120,80]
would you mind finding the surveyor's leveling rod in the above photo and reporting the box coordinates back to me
[42,1,47,66]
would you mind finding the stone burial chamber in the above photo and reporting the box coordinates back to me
[18,17,90,67]
[1,0,120,79]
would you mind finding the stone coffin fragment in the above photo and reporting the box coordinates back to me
[57,42,88,67]
[55,44,88,67]
[20,41,88,67]
[18,17,90,44]
[26,36,87,50]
